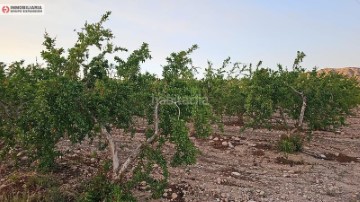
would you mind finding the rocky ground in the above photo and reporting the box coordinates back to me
[151,111,360,202]
[1,109,360,202]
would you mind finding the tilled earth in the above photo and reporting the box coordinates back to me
[1,110,360,202]
[130,112,360,202]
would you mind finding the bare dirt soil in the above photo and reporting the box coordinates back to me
[153,110,360,202]
[1,109,360,202]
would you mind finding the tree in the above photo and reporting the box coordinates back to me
[0,13,214,200]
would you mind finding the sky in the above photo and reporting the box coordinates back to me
[1,0,360,77]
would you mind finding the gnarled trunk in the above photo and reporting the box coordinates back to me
[117,101,160,180]
[298,94,307,129]
[101,127,120,178]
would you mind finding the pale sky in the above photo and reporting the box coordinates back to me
[1,0,360,76]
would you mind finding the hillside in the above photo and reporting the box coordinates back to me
[318,67,360,82]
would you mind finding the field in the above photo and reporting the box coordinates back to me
[1,13,360,202]
[1,109,359,202]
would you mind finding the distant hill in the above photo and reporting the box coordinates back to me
[318,67,360,82]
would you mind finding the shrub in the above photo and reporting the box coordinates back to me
[80,162,136,202]
[278,134,303,156]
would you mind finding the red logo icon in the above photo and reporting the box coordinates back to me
[2,6,10,13]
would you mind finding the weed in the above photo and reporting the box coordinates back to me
[278,134,303,158]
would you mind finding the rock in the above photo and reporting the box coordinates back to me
[139,185,148,190]
[228,142,234,148]
[231,172,241,176]
[0,184,7,191]
[216,177,222,184]
[247,143,256,147]
[222,141,228,146]
[21,156,28,161]
[235,146,245,153]
[288,170,295,174]
[234,137,241,141]
[221,193,227,198]
[16,151,23,157]
[259,191,265,196]
[163,192,168,197]
[90,158,96,163]
[30,160,39,167]
[171,193,178,199]
[320,154,326,158]
[213,137,219,141]
[283,174,290,178]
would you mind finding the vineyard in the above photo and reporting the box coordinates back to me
[1,13,360,202]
